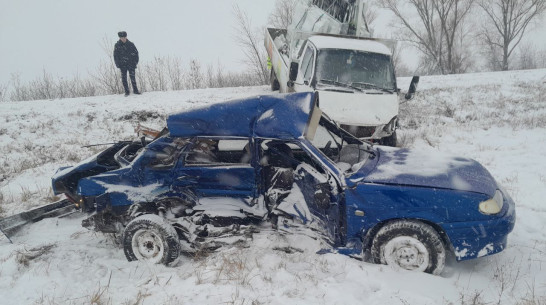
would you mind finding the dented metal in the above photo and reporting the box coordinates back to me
[49,92,515,270]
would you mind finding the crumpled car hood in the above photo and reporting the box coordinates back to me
[51,142,128,196]
[347,146,498,196]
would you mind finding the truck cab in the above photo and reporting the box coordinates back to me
[290,35,399,144]
[265,0,412,146]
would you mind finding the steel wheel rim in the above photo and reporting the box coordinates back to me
[383,236,430,272]
[132,229,164,263]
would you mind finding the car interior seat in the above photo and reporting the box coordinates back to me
[263,141,295,210]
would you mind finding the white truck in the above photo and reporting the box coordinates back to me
[265,0,418,146]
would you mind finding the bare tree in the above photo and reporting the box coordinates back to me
[232,4,269,84]
[206,64,216,88]
[364,0,380,32]
[215,62,227,88]
[435,0,475,73]
[143,57,168,91]
[513,42,546,69]
[33,69,55,100]
[0,82,8,102]
[380,0,474,74]
[477,0,546,71]
[390,42,414,76]
[269,0,297,28]
[92,36,123,94]
[143,61,159,92]
[187,59,204,89]
[135,68,147,93]
[166,56,184,90]
[10,73,30,101]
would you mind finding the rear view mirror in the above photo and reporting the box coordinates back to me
[404,76,420,100]
[288,61,299,87]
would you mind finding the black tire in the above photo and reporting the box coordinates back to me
[379,131,397,147]
[123,214,180,265]
[371,220,446,275]
[271,70,280,91]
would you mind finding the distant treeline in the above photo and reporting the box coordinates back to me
[0,56,267,103]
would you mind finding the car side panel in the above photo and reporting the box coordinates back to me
[343,184,495,253]
[173,166,257,198]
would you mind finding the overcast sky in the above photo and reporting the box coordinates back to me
[0,0,275,84]
[1,0,545,85]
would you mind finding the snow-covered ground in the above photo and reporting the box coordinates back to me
[1,69,545,304]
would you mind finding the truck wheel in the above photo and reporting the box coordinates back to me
[371,220,446,275]
[123,214,180,265]
[379,131,397,147]
[271,70,280,91]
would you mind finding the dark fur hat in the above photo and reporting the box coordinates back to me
[118,31,127,38]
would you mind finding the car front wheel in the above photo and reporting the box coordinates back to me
[379,131,397,147]
[123,214,180,265]
[371,220,446,275]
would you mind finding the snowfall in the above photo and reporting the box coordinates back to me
[0,69,545,305]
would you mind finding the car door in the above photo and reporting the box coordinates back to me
[294,43,316,93]
[264,139,340,244]
[293,154,340,245]
[172,138,257,200]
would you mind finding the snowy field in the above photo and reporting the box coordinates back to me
[0,69,545,304]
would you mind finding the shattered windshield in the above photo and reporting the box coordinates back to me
[315,49,395,93]
[309,115,375,172]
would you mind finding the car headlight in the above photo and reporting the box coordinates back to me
[479,190,504,215]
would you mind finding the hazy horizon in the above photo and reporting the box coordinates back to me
[1,0,545,85]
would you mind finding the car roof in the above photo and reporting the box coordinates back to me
[307,35,392,55]
[167,92,317,139]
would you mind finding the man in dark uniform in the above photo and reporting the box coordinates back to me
[114,31,140,96]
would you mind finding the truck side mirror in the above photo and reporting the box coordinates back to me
[404,76,420,100]
[288,61,299,87]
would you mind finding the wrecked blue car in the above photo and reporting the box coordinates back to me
[52,92,515,274]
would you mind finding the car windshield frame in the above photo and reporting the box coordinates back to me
[315,48,396,92]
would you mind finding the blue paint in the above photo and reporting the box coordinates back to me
[52,92,515,263]
[167,92,314,139]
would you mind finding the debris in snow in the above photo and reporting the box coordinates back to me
[15,243,56,267]
[118,110,163,122]
[272,246,304,254]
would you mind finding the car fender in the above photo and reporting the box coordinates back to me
[359,216,454,253]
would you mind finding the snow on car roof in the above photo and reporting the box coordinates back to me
[308,35,392,55]
[167,92,316,139]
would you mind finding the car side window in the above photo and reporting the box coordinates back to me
[259,140,324,174]
[147,138,189,169]
[300,46,315,83]
[303,47,315,82]
[185,138,251,166]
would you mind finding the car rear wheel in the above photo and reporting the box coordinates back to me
[371,220,446,275]
[123,214,180,265]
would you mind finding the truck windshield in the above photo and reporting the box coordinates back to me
[310,115,375,172]
[315,49,395,92]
